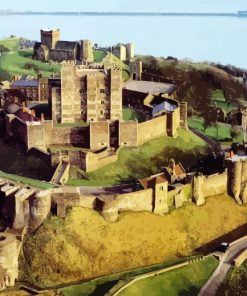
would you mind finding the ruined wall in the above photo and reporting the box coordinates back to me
[119,120,138,147]
[138,115,167,145]
[90,121,109,150]
[193,171,227,205]
[102,189,153,222]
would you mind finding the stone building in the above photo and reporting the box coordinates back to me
[10,75,49,102]
[33,29,93,63]
[112,43,135,61]
[52,61,122,123]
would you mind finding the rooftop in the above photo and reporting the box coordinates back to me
[152,100,177,114]
[124,80,176,95]
[11,78,39,88]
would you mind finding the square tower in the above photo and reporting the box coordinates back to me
[41,29,60,49]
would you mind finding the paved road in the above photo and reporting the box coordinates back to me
[198,239,247,296]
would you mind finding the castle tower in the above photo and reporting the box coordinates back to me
[179,102,188,129]
[40,29,60,49]
[152,176,169,214]
[225,159,242,205]
[129,60,142,81]
[80,40,94,64]
[193,173,205,206]
[110,67,123,120]
[125,43,135,60]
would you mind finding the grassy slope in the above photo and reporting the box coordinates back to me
[0,37,20,51]
[67,129,207,186]
[0,49,61,80]
[19,194,247,288]
[119,257,218,296]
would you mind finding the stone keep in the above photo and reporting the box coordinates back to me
[57,62,122,124]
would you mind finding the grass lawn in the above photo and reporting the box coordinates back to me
[19,194,247,288]
[0,37,20,51]
[0,49,61,80]
[188,116,233,141]
[58,257,199,296]
[93,49,107,63]
[0,171,54,189]
[119,257,218,296]
[122,107,146,122]
[67,128,208,186]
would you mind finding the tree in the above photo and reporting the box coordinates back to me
[0,45,9,56]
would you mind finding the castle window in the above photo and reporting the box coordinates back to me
[100,110,103,115]
[101,101,105,104]
[100,89,105,94]
[160,186,164,191]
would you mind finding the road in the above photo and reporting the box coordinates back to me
[189,127,222,154]
[198,239,247,296]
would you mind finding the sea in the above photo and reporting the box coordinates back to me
[0,14,247,69]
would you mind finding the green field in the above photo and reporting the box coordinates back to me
[119,257,218,296]
[67,128,208,186]
[210,89,237,113]
[59,257,200,296]
[188,117,232,141]
[122,107,146,122]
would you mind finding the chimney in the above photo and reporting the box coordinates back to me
[40,113,45,123]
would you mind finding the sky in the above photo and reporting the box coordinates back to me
[1,0,247,13]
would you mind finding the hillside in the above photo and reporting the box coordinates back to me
[19,194,247,288]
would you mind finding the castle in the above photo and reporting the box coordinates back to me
[52,62,122,123]
[33,29,93,63]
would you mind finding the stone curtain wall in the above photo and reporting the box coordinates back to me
[119,121,138,147]
[90,121,110,150]
[138,115,167,145]
[193,171,228,206]
[102,189,154,222]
